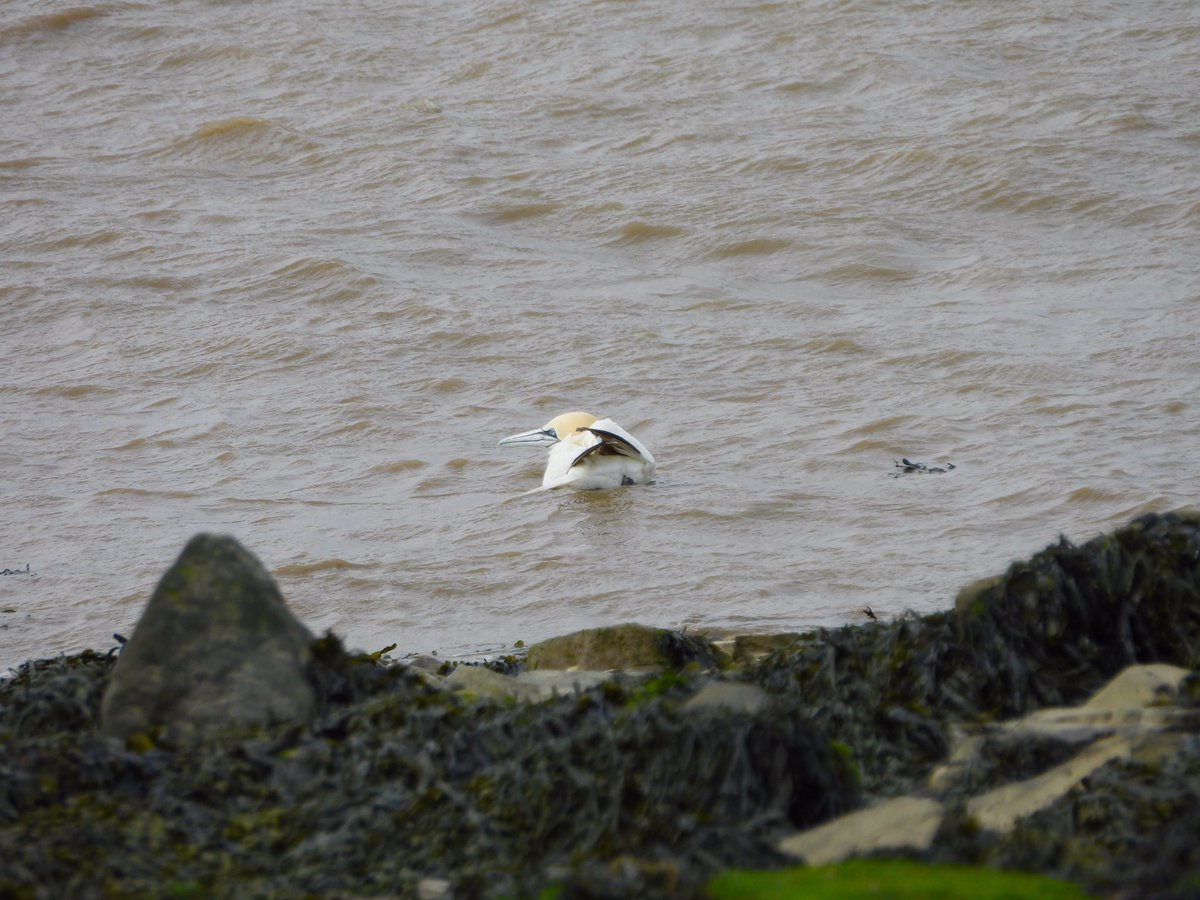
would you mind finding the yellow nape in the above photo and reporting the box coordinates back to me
[545,411,597,441]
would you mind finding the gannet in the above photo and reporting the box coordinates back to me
[498,411,656,491]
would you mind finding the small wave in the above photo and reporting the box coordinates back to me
[273,559,376,577]
[0,157,54,170]
[94,487,197,500]
[156,45,253,70]
[190,117,271,142]
[708,238,792,258]
[42,230,124,250]
[1066,486,1129,504]
[108,436,173,451]
[34,384,117,399]
[884,349,984,370]
[156,117,320,167]
[818,262,917,283]
[737,155,814,176]
[678,298,758,313]
[0,7,106,43]
[425,377,467,393]
[802,337,867,355]
[840,438,898,453]
[402,98,442,114]
[1026,401,1094,416]
[841,415,918,437]
[608,221,689,243]
[263,256,381,305]
[481,202,564,223]
[370,460,428,475]
[319,420,381,438]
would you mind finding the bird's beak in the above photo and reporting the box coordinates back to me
[498,427,557,447]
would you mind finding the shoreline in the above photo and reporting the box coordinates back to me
[2,509,1199,897]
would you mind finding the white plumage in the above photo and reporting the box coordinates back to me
[498,411,656,491]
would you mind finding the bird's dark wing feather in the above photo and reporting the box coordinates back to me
[582,427,645,461]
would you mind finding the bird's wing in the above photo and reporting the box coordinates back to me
[562,429,610,471]
[581,419,653,463]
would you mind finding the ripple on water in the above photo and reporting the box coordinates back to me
[2,0,1197,667]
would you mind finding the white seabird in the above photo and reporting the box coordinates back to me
[498,411,656,491]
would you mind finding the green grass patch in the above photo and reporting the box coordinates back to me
[705,860,1090,899]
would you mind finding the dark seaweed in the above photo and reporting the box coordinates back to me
[748,510,1200,796]
[0,637,854,898]
[3,510,1199,898]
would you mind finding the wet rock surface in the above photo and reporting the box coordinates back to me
[524,622,722,671]
[2,509,1199,897]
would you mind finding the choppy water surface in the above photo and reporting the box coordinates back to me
[2,0,1197,666]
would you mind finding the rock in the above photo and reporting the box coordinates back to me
[443,666,648,702]
[778,796,944,865]
[1081,663,1191,710]
[100,534,316,741]
[443,665,542,701]
[953,575,1001,619]
[524,623,721,671]
[417,877,451,899]
[514,669,616,699]
[751,509,1200,798]
[926,731,989,793]
[966,734,1140,833]
[405,655,447,674]
[993,664,1199,745]
[682,681,771,715]
[791,661,1200,868]
[729,632,802,664]
[958,664,1200,833]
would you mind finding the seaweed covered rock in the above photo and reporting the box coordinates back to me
[100,534,316,741]
[525,623,722,671]
[1,638,857,898]
[748,509,1200,794]
[7,509,1200,898]
[954,509,1200,714]
[925,670,1200,898]
[771,659,1200,897]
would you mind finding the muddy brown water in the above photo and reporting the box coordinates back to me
[2,0,1197,666]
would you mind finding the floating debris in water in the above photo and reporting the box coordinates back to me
[891,458,957,477]
[1,563,33,576]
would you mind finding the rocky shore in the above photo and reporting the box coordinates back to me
[3,510,1200,898]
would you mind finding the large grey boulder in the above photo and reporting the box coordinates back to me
[100,534,316,741]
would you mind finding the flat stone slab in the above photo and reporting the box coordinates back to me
[1082,663,1191,710]
[967,734,1134,832]
[1003,664,1199,743]
[778,796,944,866]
